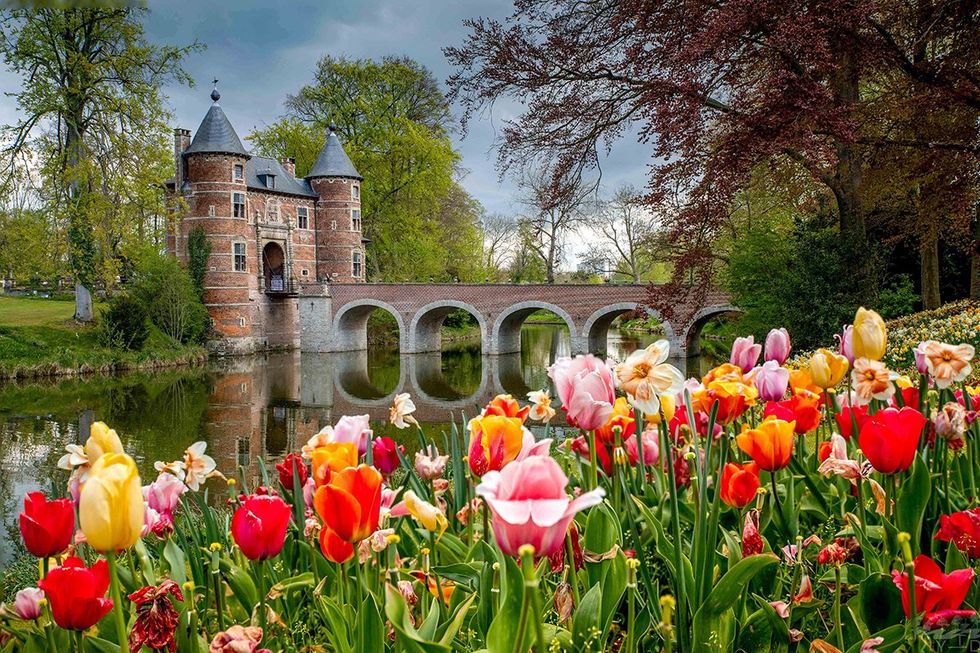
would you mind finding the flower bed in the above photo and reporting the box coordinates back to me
[1,306,978,652]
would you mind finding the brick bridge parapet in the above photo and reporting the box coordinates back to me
[297,283,736,358]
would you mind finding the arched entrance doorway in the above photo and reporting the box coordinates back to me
[262,242,286,292]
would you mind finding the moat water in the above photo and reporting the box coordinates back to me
[0,324,719,565]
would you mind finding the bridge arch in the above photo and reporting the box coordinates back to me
[681,304,742,358]
[582,303,678,358]
[407,352,490,412]
[491,301,576,355]
[332,350,405,408]
[332,299,407,352]
[409,300,487,354]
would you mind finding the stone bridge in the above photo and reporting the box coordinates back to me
[298,283,735,357]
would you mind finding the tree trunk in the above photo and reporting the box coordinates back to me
[971,205,980,300]
[66,90,94,322]
[920,235,941,309]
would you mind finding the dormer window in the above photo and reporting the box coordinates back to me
[233,164,243,181]
[262,174,276,190]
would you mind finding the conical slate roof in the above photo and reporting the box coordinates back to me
[306,123,361,180]
[184,89,249,158]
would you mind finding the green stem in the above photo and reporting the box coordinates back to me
[520,548,547,653]
[565,533,581,605]
[588,429,599,490]
[659,421,689,652]
[833,566,844,652]
[256,560,267,635]
[511,580,532,653]
[74,629,84,653]
[106,551,130,653]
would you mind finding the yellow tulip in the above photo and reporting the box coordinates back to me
[79,452,144,552]
[646,394,676,425]
[403,490,448,540]
[808,348,849,389]
[852,307,886,361]
[84,421,123,464]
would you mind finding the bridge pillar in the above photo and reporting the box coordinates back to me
[299,289,332,352]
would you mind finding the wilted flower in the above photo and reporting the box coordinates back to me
[934,402,968,450]
[817,434,864,482]
[415,445,449,480]
[741,510,764,557]
[209,625,271,653]
[393,490,448,541]
[935,507,980,558]
[128,580,183,652]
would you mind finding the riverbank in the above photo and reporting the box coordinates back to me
[0,296,208,380]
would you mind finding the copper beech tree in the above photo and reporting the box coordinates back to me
[445,0,980,314]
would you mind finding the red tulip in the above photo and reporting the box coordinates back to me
[275,454,308,491]
[764,393,821,434]
[319,527,354,564]
[372,437,403,476]
[37,556,113,631]
[891,555,975,629]
[834,404,869,439]
[313,464,382,544]
[935,507,980,558]
[231,495,292,561]
[128,580,183,652]
[858,407,927,474]
[19,492,74,559]
[719,462,760,509]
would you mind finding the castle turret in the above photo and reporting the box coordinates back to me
[307,123,364,283]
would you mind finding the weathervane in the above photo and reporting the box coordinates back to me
[210,78,220,103]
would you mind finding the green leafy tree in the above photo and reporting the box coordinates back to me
[0,7,196,319]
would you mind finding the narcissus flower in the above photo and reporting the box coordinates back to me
[891,555,975,629]
[37,557,113,631]
[79,452,144,552]
[476,455,604,557]
[128,579,183,652]
[595,397,636,444]
[19,492,74,559]
[614,340,684,416]
[920,341,975,389]
[389,393,418,429]
[808,348,849,389]
[483,394,530,422]
[719,462,761,509]
[736,416,795,471]
[858,407,927,474]
[231,495,291,561]
[314,464,383,544]
[730,336,762,373]
[851,358,896,405]
[852,307,886,361]
[935,507,980,558]
[310,442,358,486]
[526,389,556,423]
[764,328,791,365]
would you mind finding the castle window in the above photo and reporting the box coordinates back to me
[297,206,309,229]
[352,184,360,200]
[266,175,276,190]
[351,209,361,232]
[352,251,362,278]
[233,164,244,181]
[232,192,245,218]
[330,220,337,231]
[233,242,247,272]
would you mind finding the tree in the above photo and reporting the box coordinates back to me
[249,56,482,282]
[481,213,515,281]
[515,166,595,283]
[0,7,195,320]
[446,0,980,314]
[589,184,659,283]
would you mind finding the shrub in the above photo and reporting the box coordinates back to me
[132,255,210,344]
[878,274,919,319]
[187,226,211,299]
[99,294,149,350]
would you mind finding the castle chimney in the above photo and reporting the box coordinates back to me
[174,128,191,188]
[281,156,296,178]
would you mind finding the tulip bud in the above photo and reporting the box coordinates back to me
[13,588,43,620]
[79,452,144,552]
[764,328,791,365]
[852,308,887,361]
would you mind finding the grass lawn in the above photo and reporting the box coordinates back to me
[0,295,207,378]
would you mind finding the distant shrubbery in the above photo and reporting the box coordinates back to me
[99,294,150,350]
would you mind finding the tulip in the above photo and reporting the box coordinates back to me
[231,495,292,560]
[128,579,183,653]
[764,328,791,365]
[372,437,403,475]
[809,348,849,389]
[647,393,676,424]
[935,508,980,558]
[549,354,616,429]
[310,442,358,486]
[836,325,855,365]
[143,472,186,516]
[567,436,613,475]
[79,452,144,552]
[333,414,372,454]
[275,453,309,491]
[37,556,114,631]
[314,464,383,544]
[834,404,869,439]
[752,360,789,402]
[209,625,271,653]
[625,427,659,466]
[467,414,525,476]
[19,492,74,559]
[415,445,449,480]
[692,364,758,425]
[736,415,795,471]
[13,588,43,620]
[319,527,354,563]
[594,397,636,445]
[852,307,886,361]
[934,402,968,451]
[719,462,761,509]
[764,393,821,434]
[730,336,762,373]
[85,421,124,464]
[914,341,930,375]
[614,340,684,416]
[399,490,448,539]
[891,555,975,628]
[483,394,530,423]
[858,407,927,474]
[788,368,821,396]
[475,455,605,557]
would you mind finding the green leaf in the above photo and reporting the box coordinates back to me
[735,608,774,653]
[844,624,908,653]
[691,554,779,653]
[161,538,187,588]
[439,593,478,647]
[384,584,452,653]
[354,593,384,653]
[83,637,121,653]
[218,558,259,613]
[856,573,904,634]
[598,551,627,636]
[571,583,604,653]
[486,548,527,653]
[896,454,930,549]
[317,596,354,653]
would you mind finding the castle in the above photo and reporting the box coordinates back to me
[165,88,363,353]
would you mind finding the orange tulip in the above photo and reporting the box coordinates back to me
[692,364,758,425]
[467,415,525,476]
[483,394,530,423]
[313,464,382,544]
[736,416,795,471]
[319,527,354,564]
[595,397,636,444]
[310,443,358,486]
[719,462,761,509]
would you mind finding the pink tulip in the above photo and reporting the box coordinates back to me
[836,325,855,365]
[475,455,604,557]
[730,336,762,373]
[625,428,659,465]
[143,472,185,516]
[764,328,791,365]
[914,342,930,375]
[14,587,43,620]
[333,415,372,455]
[548,355,616,431]
[752,360,789,402]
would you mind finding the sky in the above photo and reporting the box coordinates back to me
[0,1,654,268]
